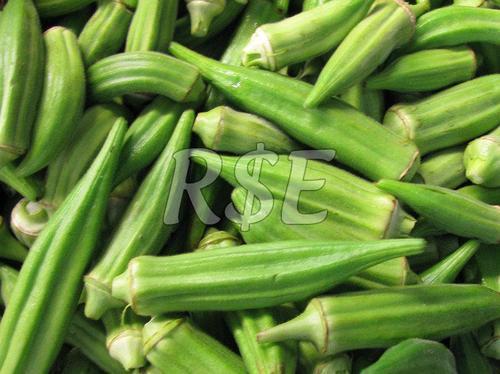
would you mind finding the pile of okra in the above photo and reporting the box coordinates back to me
[0,0,499,372]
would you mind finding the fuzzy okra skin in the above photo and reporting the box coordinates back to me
[88,51,206,104]
[34,0,95,17]
[384,75,500,155]
[366,47,477,92]
[83,111,194,320]
[417,145,467,189]
[112,239,426,315]
[377,180,500,243]
[126,0,178,52]
[257,284,500,355]
[0,163,42,201]
[464,126,500,188]
[78,0,133,66]
[0,121,126,374]
[17,27,86,177]
[0,0,44,168]
[305,0,417,108]
[242,0,374,71]
[170,42,420,182]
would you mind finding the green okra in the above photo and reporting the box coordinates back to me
[338,84,384,123]
[10,198,53,247]
[257,284,500,354]
[407,236,440,269]
[0,0,44,167]
[0,265,19,306]
[450,333,494,374]
[464,126,500,188]
[313,354,352,374]
[56,5,95,35]
[194,106,300,154]
[477,43,500,75]
[408,6,500,51]
[384,75,500,155]
[457,185,500,205]
[0,120,126,373]
[0,163,42,201]
[366,47,477,92]
[114,97,185,185]
[88,51,206,104]
[305,0,418,108]
[0,216,28,262]
[78,0,133,66]
[105,177,137,229]
[34,0,95,17]
[17,27,86,177]
[242,0,374,71]
[186,0,225,37]
[83,111,194,319]
[112,239,426,314]
[361,338,456,374]
[143,316,246,374]
[417,145,467,189]
[274,0,288,12]
[301,0,330,10]
[420,240,480,284]
[125,0,178,52]
[171,42,420,181]
[377,179,500,243]
[61,349,102,374]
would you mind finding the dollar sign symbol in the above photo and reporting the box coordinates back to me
[225,143,278,231]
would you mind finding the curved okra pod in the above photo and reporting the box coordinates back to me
[457,185,500,205]
[194,106,300,154]
[0,0,44,167]
[0,163,42,201]
[0,216,28,262]
[126,0,178,52]
[384,75,500,155]
[450,333,494,374]
[360,339,457,374]
[78,0,133,66]
[143,316,246,374]
[377,179,500,243]
[83,111,194,319]
[464,126,500,187]
[0,120,126,373]
[88,52,206,104]
[305,0,418,108]
[112,239,426,314]
[257,284,500,354]
[185,0,226,37]
[242,0,374,71]
[171,42,420,181]
[10,199,53,247]
[366,47,477,92]
[17,27,86,177]
[408,6,500,51]
[417,145,467,189]
[338,84,384,123]
[34,0,95,17]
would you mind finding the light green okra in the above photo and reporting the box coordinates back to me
[464,126,500,187]
[338,84,385,123]
[457,185,500,205]
[313,354,352,374]
[34,0,95,17]
[0,163,42,201]
[185,0,226,37]
[417,145,467,189]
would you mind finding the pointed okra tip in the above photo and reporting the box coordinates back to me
[84,276,125,320]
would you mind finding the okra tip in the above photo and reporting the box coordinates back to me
[107,327,146,370]
[241,29,276,70]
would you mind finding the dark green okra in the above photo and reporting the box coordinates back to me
[366,47,477,92]
[185,0,225,37]
[34,0,95,17]
[0,216,28,263]
[338,84,384,123]
[125,0,178,52]
[305,0,419,108]
[83,111,194,319]
[112,239,426,314]
[241,0,374,71]
[257,284,500,354]
[464,126,500,187]
[361,339,457,374]
[408,6,500,51]
[78,0,133,66]
[0,121,126,373]
[417,145,467,189]
[384,75,500,155]
[0,0,44,167]
[105,177,137,229]
[377,180,500,243]
[17,27,86,177]
[451,333,494,374]
[88,51,206,104]
[170,42,420,181]
[61,349,102,374]
[56,5,95,35]
[457,185,500,205]
[0,265,19,305]
[143,316,246,374]
[0,163,42,201]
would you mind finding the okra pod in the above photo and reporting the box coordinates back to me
[0,120,126,373]
[112,239,426,314]
[143,316,246,373]
[0,265,19,306]
[377,179,500,243]
[366,47,477,92]
[313,354,352,374]
[88,51,206,104]
[384,75,500,155]
[242,0,374,71]
[361,339,457,374]
[125,0,178,52]
[186,0,225,37]
[78,0,133,66]
[171,42,420,181]
[0,0,44,167]
[34,0,95,17]
[457,185,500,205]
[305,0,417,108]
[417,145,467,189]
[0,163,42,201]
[17,27,86,177]
[0,214,28,262]
[10,198,53,247]
[338,84,385,123]
[450,333,494,374]
[464,126,500,187]
[257,284,500,354]
[84,111,194,319]
[105,177,137,229]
